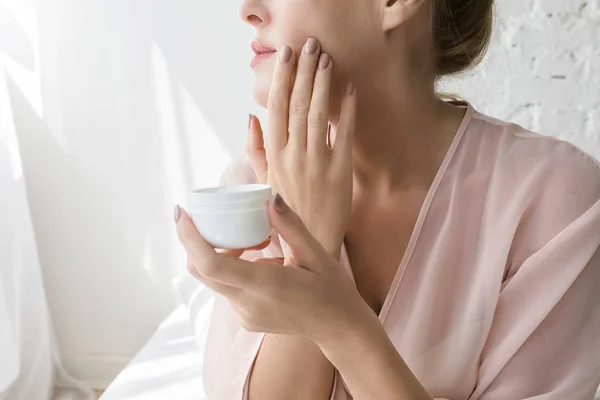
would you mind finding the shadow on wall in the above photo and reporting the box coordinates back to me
[5,72,162,353]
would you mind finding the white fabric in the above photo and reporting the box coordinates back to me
[101,297,213,400]
[0,71,94,400]
[101,277,215,400]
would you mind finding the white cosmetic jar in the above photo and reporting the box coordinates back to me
[187,184,272,249]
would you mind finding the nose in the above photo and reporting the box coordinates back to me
[239,0,270,27]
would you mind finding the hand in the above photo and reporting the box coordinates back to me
[174,195,369,342]
[246,38,357,258]
[217,239,271,258]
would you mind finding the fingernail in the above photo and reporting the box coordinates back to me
[174,205,181,223]
[280,46,292,64]
[305,38,318,55]
[346,82,355,96]
[248,114,253,130]
[318,53,331,70]
[273,194,288,213]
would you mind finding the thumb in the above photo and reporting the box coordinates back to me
[267,194,324,268]
[246,114,268,184]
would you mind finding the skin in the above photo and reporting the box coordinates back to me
[176,0,471,398]
[176,196,431,399]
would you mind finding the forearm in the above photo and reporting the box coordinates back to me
[248,333,335,400]
[317,309,432,400]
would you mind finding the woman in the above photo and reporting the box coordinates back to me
[175,0,600,398]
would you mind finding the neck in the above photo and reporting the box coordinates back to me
[331,64,465,192]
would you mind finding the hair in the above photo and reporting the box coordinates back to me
[430,0,494,77]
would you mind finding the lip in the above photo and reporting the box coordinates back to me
[251,52,276,68]
[251,40,277,68]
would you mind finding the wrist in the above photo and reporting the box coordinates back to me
[314,299,380,356]
[312,230,345,259]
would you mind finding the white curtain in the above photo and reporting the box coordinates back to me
[0,69,94,399]
[0,0,249,391]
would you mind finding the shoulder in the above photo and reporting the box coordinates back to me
[466,111,600,271]
[468,110,600,212]
[219,154,258,186]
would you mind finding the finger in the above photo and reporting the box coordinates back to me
[247,237,272,251]
[288,38,320,151]
[187,258,239,297]
[332,82,357,168]
[175,206,217,265]
[307,53,332,158]
[218,237,272,258]
[246,115,268,184]
[267,195,324,267]
[267,46,295,155]
[218,248,244,258]
[252,257,286,265]
[176,206,263,286]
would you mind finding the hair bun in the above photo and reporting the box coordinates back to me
[431,0,494,77]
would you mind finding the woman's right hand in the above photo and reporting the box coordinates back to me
[245,38,357,258]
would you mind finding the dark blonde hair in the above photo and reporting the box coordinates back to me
[430,0,494,77]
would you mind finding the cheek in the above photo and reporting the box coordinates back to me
[251,53,350,112]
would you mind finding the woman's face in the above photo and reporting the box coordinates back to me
[240,0,382,108]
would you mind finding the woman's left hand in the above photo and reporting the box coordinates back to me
[175,194,370,342]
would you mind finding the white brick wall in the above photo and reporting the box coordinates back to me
[439,0,600,160]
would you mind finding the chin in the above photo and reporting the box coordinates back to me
[251,62,275,108]
[252,83,269,109]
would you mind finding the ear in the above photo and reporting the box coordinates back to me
[381,0,427,32]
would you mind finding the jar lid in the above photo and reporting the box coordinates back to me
[188,184,272,207]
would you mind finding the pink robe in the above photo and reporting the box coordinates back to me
[202,103,600,399]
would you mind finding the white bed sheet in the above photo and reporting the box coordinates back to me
[100,303,211,400]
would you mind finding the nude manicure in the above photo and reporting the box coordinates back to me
[318,53,331,70]
[280,46,292,64]
[305,38,318,55]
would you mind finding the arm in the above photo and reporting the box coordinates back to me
[203,293,336,400]
[244,37,354,398]
[317,245,600,400]
[201,232,341,400]
[204,152,341,400]
[206,30,356,397]
[248,334,335,400]
[317,300,433,400]
[319,205,600,400]
[469,239,600,399]
[247,233,338,400]
[200,218,338,400]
